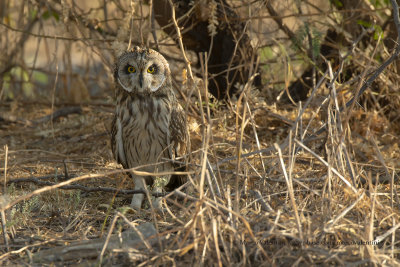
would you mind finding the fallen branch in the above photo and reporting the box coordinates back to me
[34,106,82,124]
[6,175,190,198]
[0,114,32,126]
[1,167,192,212]
[33,222,158,263]
[0,106,82,126]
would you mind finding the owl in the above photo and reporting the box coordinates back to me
[111,46,188,210]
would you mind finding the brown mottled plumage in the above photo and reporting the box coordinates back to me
[111,46,188,210]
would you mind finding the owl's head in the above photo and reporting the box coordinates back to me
[114,46,171,95]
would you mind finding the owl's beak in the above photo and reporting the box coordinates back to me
[139,72,143,88]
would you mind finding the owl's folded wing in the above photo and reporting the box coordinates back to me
[169,103,189,160]
[111,115,129,169]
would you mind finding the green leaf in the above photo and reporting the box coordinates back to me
[30,9,38,19]
[1,73,13,99]
[42,10,60,21]
[373,25,383,40]
[291,25,322,59]
[357,20,372,28]
[5,66,35,98]
[52,11,60,21]
[332,0,343,8]
[32,71,49,84]
[42,10,51,20]
[260,47,274,61]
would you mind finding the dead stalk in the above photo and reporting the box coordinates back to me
[294,139,357,193]
[274,142,303,242]
[98,213,119,264]
[325,191,365,230]
[1,145,9,252]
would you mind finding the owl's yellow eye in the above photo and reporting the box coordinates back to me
[127,65,136,73]
[147,66,155,74]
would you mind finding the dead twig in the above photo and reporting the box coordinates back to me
[274,142,303,242]
[1,167,191,212]
[34,106,82,125]
[6,175,191,198]
[294,139,357,193]
[0,198,9,252]
[248,190,274,212]
[34,222,158,263]
[1,145,9,252]
[0,106,82,127]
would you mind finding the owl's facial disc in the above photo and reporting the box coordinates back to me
[116,49,169,94]
[117,76,133,92]
[141,62,166,93]
[116,61,139,92]
[149,76,165,92]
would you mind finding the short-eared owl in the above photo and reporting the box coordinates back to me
[111,46,188,210]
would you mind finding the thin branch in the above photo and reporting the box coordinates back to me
[345,0,400,108]
[264,1,296,40]
[6,175,192,198]
[35,106,83,124]
[294,139,357,193]
[0,106,82,126]
[325,191,365,230]
[1,168,191,212]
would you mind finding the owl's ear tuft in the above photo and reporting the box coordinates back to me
[111,41,127,58]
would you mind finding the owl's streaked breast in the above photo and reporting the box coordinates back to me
[114,93,173,173]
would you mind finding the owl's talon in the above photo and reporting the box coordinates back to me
[130,205,141,212]
[149,197,167,215]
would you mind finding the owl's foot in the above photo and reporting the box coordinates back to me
[130,194,144,211]
[131,193,165,214]
[152,197,164,211]
[151,176,169,213]
[131,177,146,210]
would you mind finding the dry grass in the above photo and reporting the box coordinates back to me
[1,0,400,266]
[1,86,399,265]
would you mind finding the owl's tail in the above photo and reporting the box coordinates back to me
[165,164,187,191]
